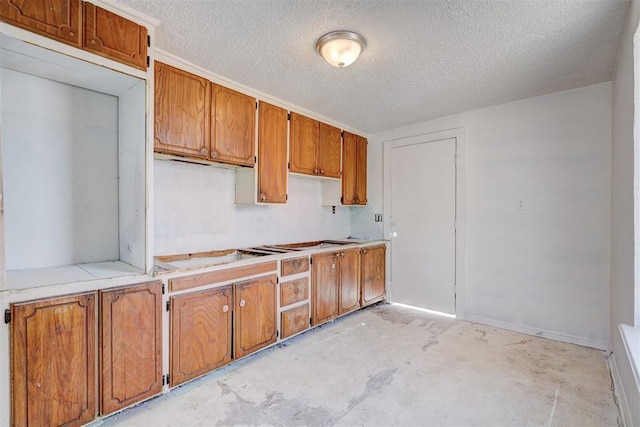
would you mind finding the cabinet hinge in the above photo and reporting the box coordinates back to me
[256,102,258,110]
[166,301,171,312]
[287,113,291,121]
[4,309,10,324]
[254,156,257,164]
[162,283,166,294]
[276,330,279,338]
[276,277,279,284]
[147,56,150,67]
[310,317,312,326]
[287,162,290,170]
[162,374,170,386]
[341,131,344,137]
[309,258,312,265]
[147,35,151,47]
[286,194,288,201]
[340,196,344,204]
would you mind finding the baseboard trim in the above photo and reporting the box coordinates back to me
[608,349,632,427]
[464,315,609,350]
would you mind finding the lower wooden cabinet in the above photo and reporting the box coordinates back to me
[100,281,163,415]
[361,245,386,306]
[281,304,310,339]
[169,286,233,387]
[234,275,277,358]
[11,292,97,427]
[312,248,360,325]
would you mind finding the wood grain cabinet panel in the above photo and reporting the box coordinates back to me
[234,275,277,359]
[281,256,309,277]
[211,85,256,166]
[281,304,310,339]
[361,245,386,305]
[311,252,339,325]
[342,131,367,205]
[339,249,360,315]
[318,123,342,178]
[11,292,96,427]
[280,277,309,307]
[83,3,147,70]
[100,281,162,415]
[257,101,288,203]
[289,112,319,175]
[154,61,211,158]
[170,286,233,387]
[0,0,81,47]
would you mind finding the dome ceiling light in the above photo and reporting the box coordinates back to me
[316,31,366,68]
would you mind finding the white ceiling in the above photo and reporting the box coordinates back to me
[115,0,630,135]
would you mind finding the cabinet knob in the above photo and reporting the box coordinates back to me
[332,264,336,269]
[200,147,208,155]
[211,151,218,158]
[313,168,318,174]
[341,252,345,257]
[363,249,368,254]
[239,299,246,307]
[320,169,325,174]
[260,194,267,201]
[222,305,229,313]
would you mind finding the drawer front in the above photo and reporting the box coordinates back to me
[281,304,310,339]
[169,261,277,292]
[281,257,309,277]
[280,277,309,307]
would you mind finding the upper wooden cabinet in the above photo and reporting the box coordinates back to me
[290,112,341,178]
[170,286,233,387]
[211,85,256,167]
[83,3,148,70]
[257,101,288,203]
[154,61,212,158]
[11,292,97,427]
[0,0,82,47]
[99,281,163,415]
[361,245,386,306]
[234,274,277,359]
[342,131,368,205]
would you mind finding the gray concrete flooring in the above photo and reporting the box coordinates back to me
[97,304,621,427]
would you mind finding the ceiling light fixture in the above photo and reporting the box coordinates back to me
[316,30,366,68]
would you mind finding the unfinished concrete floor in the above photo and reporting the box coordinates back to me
[97,304,621,427]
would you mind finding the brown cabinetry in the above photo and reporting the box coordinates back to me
[211,85,256,167]
[312,248,360,325]
[342,131,368,205]
[290,112,341,178]
[234,275,277,358]
[361,245,386,305]
[281,304,310,339]
[83,3,148,70]
[0,0,82,48]
[11,292,97,427]
[169,286,233,387]
[257,101,288,203]
[99,281,163,415]
[154,61,211,158]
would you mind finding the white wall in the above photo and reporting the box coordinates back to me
[1,69,119,270]
[611,0,640,423]
[361,82,612,349]
[154,160,351,255]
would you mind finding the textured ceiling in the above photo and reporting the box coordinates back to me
[115,0,630,135]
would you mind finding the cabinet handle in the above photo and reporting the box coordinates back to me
[293,288,299,294]
[331,264,336,269]
[239,299,246,307]
[260,194,267,201]
[211,150,218,158]
[362,249,368,254]
[320,169,325,174]
[340,252,345,257]
[222,305,229,313]
[313,168,318,174]
[200,147,208,155]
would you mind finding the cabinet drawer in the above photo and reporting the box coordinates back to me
[169,261,277,292]
[280,277,309,307]
[281,304,309,339]
[281,257,309,277]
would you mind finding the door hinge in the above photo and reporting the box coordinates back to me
[147,35,151,47]
[287,113,291,121]
[166,300,171,312]
[4,309,10,324]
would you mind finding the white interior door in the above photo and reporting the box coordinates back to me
[389,137,456,314]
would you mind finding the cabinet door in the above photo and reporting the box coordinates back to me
[339,249,360,315]
[257,101,288,203]
[170,286,233,387]
[317,123,342,178]
[211,85,256,166]
[361,245,386,305]
[355,135,368,205]
[83,3,147,70]
[289,112,319,175]
[0,0,81,47]
[11,292,96,427]
[155,61,211,158]
[311,252,339,325]
[342,131,358,205]
[234,275,277,359]
[100,281,162,415]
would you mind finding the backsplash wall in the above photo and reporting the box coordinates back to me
[153,159,352,255]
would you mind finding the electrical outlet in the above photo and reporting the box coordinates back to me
[374,213,383,222]
[516,198,526,211]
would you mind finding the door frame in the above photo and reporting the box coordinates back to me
[383,128,466,319]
